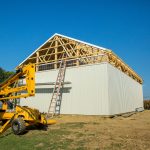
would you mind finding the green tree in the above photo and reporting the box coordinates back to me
[0,67,14,84]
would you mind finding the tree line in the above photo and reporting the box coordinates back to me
[0,67,14,83]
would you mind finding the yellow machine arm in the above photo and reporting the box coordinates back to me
[0,63,35,101]
[0,63,56,135]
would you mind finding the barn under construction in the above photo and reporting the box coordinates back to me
[18,33,143,116]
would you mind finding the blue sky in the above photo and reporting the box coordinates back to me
[0,0,149,98]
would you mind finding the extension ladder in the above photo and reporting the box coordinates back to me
[46,60,66,118]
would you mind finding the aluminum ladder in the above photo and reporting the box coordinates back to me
[46,60,66,118]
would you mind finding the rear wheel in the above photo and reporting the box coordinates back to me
[11,118,26,135]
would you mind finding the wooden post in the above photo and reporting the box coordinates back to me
[54,39,58,69]
[76,48,79,66]
[36,52,39,71]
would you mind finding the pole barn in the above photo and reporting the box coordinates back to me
[18,33,143,116]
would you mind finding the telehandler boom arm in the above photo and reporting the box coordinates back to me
[0,63,56,135]
[0,63,35,100]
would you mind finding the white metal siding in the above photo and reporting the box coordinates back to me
[20,63,143,115]
[20,63,109,115]
[107,63,143,115]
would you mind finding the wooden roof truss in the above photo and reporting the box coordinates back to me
[18,34,143,84]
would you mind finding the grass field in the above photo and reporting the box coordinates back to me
[0,110,150,150]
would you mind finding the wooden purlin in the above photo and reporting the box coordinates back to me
[19,35,143,84]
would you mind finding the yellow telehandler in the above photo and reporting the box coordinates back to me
[0,63,56,135]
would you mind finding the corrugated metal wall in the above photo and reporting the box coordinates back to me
[20,63,143,115]
[107,63,143,115]
[20,63,109,115]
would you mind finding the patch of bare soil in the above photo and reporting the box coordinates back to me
[53,110,150,150]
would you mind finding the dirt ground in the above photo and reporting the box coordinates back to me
[0,110,150,150]
[53,110,150,150]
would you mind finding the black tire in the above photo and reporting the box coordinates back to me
[11,118,26,135]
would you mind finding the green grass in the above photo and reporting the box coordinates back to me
[0,130,72,150]
[0,122,87,150]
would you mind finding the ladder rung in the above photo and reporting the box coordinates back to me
[48,111,54,113]
[51,102,56,104]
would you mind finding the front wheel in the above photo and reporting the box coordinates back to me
[11,118,26,135]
